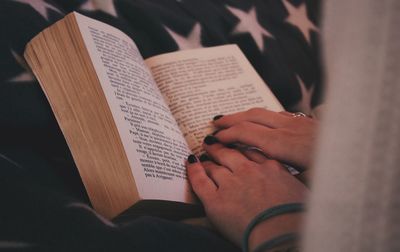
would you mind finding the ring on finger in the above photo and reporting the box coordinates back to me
[291,112,307,118]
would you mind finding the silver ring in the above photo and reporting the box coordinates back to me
[292,112,307,118]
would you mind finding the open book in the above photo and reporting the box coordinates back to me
[24,12,283,219]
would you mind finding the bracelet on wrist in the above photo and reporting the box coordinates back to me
[253,233,298,252]
[242,203,304,252]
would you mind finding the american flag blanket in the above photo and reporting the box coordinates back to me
[0,0,322,251]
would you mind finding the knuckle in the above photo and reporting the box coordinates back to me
[217,129,235,141]
[247,107,263,116]
[210,168,224,179]
[210,148,224,159]
[236,160,258,172]
[236,121,251,131]
[213,149,233,164]
[240,160,254,169]
[264,160,284,172]
[251,166,268,179]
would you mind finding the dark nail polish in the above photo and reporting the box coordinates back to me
[226,143,237,149]
[212,129,220,135]
[204,135,218,145]
[213,115,224,121]
[187,154,198,164]
[199,154,211,162]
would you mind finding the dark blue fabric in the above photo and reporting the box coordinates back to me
[0,0,322,251]
[0,150,239,252]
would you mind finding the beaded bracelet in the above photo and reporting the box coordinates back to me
[242,203,304,252]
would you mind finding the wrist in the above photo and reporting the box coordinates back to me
[248,213,302,251]
[242,203,304,252]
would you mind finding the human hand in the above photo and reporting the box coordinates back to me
[213,108,319,171]
[186,139,308,250]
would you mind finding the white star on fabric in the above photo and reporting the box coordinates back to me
[79,0,118,17]
[7,50,35,83]
[226,6,273,52]
[13,0,62,21]
[282,0,319,44]
[292,75,314,114]
[165,23,203,50]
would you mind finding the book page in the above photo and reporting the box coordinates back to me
[74,13,194,203]
[145,45,283,154]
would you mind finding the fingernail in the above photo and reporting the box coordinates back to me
[204,135,218,145]
[213,115,224,121]
[187,154,198,164]
[199,153,211,162]
[212,129,220,135]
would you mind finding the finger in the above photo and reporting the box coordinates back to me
[279,111,294,117]
[214,121,282,158]
[213,108,290,129]
[240,148,269,164]
[202,161,232,187]
[218,143,269,164]
[186,155,217,202]
[203,135,253,172]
